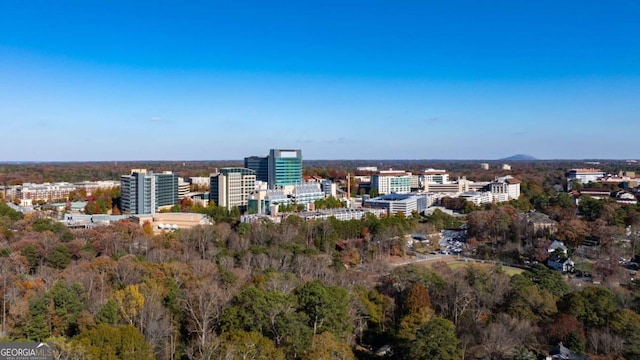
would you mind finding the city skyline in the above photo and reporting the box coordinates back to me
[1,1,639,161]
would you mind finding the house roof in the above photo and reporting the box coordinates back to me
[580,188,611,194]
[549,240,568,252]
[550,342,586,360]
[548,255,572,264]
[525,212,557,225]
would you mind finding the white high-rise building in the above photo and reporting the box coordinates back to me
[371,170,411,195]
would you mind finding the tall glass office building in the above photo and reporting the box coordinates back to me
[154,171,179,208]
[268,149,302,189]
[244,156,269,183]
[120,169,178,214]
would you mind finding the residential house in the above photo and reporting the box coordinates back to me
[547,256,574,272]
[524,212,558,234]
[547,342,586,360]
[548,240,568,257]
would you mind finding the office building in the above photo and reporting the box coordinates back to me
[245,149,303,189]
[421,169,450,184]
[460,191,494,205]
[371,170,411,195]
[210,168,256,210]
[487,175,521,202]
[425,178,471,194]
[566,168,604,184]
[363,193,428,217]
[178,177,191,199]
[155,171,179,208]
[15,182,77,202]
[291,183,325,208]
[268,149,303,189]
[244,156,269,183]
[321,179,336,197]
[121,170,154,215]
[188,176,211,189]
[120,169,178,215]
[296,208,387,221]
[413,169,450,190]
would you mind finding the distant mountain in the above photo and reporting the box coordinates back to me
[500,154,538,161]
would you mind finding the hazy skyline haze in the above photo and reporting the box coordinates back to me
[1,1,639,161]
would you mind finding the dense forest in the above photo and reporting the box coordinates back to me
[1,161,640,359]
[2,159,638,184]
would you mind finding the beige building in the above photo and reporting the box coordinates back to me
[425,178,471,194]
[134,212,212,232]
[210,168,256,210]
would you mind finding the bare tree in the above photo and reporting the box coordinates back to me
[482,314,534,360]
[181,279,229,359]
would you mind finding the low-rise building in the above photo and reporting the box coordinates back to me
[566,168,604,189]
[296,208,386,221]
[579,188,611,200]
[189,177,211,189]
[356,166,378,172]
[460,191,493,205]
[74,180,120,196]
[615,191,638,205]
[363,193,428,217]
[291,183,325,208]
[425,178,471,194]
[61,214,131,227]
[133,212,212,232]
[16,182,77,202]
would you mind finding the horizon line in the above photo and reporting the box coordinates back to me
[0,158,637,163]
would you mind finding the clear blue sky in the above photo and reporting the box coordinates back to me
[1,1,639,161]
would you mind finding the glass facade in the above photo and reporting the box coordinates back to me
[244,156,269,183]
[120,170,178,214]
[155,172,179,207]
[268,149,302,189]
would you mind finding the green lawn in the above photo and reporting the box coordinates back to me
[444,261,525,276]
